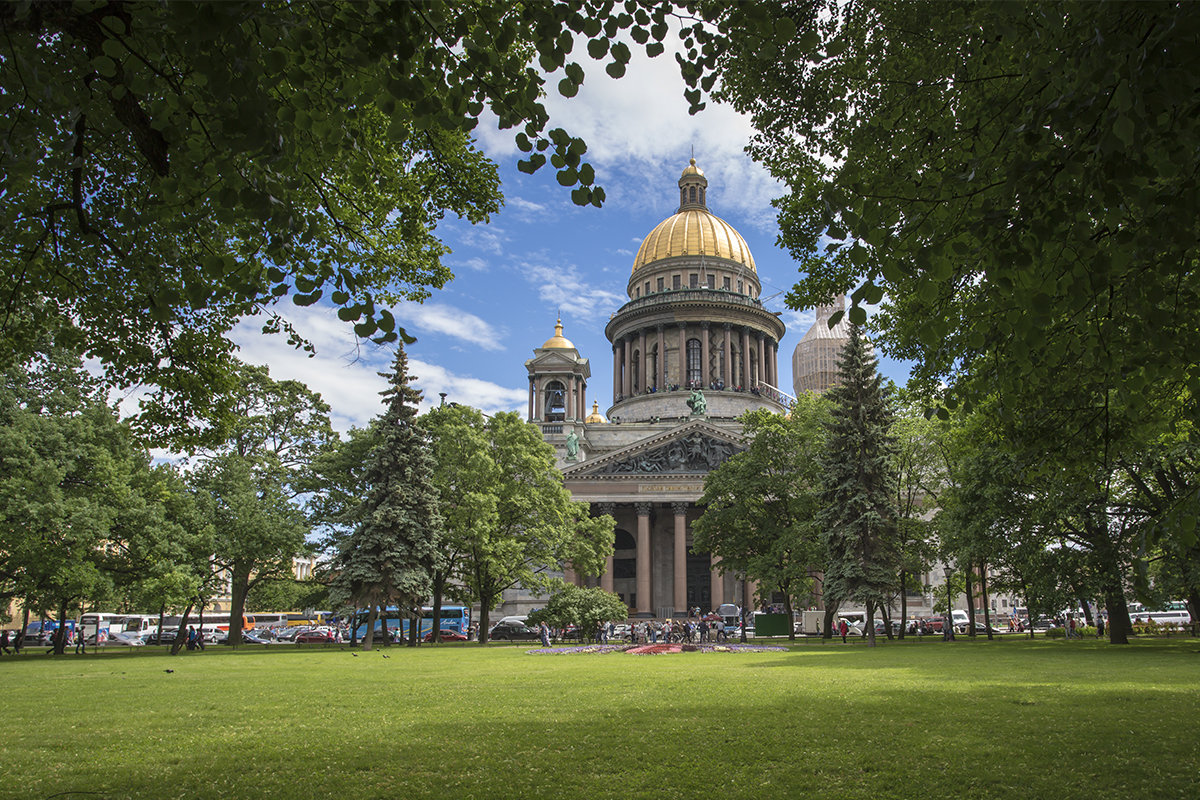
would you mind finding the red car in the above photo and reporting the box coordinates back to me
[295,630,336,644]
[423,629,468,642]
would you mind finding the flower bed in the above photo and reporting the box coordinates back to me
[527,643,787,655]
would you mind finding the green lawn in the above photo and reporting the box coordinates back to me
[1,637,1197,799]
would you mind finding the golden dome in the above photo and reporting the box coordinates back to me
[631,209,756,274]
[681,157,704,177]
[541,318,575,350]
[585,401,606,424]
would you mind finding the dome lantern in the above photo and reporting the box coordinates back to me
[678,158,708,211]
[541,318,575,350]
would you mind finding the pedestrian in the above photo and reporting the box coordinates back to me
[1068,616,1077,639]
[838,619,848,644]
[1096,615,1105,638]
[76,628,86,655]
[538,620,551,648]
[186,625,198,651]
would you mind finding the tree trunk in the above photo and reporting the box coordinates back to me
[54,599,70,655]
[156,602,167,649]
[822,605,837,641]
[1186,589,1200,637]
[197,600,207,650]
[965,566,976,637]
[1104,585,1132,644]
[431,577,445,644]
[170,601,195,655]
[980,561,993,640]
[349,609,358,646]
[408,608,419,647]
[898,568,907,640]
[478,600,492,645]
[783,591,796,642]
[227,565,250,649]
[361,605,377,650]
[865,601,877,648]
[1078,597,1094,626]
[880,604,894,640]
[16,607,29,652]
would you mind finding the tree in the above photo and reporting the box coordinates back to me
[890,396,943,638]
[186,361,330,646]
[697,2,1200,422]
[693,399,831,641]
[0,349,170,653]
[419,403,498,644]
[526,585,628,644]
[456,412,613,644]
[817,326,899,647]
[194,452,309,647]
[0,1,709,437]
[329,344,443,651]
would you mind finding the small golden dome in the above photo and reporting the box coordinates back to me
[585,401,606,424]
[681,157,703,177]
[631,209,756,274]
[541,318,575,350]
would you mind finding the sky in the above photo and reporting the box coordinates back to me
[229,39,911,435]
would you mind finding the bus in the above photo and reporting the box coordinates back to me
[353,606,471,640]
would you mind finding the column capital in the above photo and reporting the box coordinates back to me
[634,502,652,517]
[701,321,711,330]
[655,323,664,333]
[671,501,689,517]
[677,322,687,330]
[597,502,617,517]
[723,322,733,331]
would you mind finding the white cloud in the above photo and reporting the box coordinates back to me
[506,196,549,218]
[474,31,783,228]
[395,301,505,352]
[452,256,490,272]
[518,260,626,323]
[229,305,527,431]
[408,359,528,417]
[456,226,506,254]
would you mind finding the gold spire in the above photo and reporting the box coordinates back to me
[585,400,606,424]
[541,318,575,350]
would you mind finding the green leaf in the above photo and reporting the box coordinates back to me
[848,305,867,325]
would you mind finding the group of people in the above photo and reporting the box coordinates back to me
[625,618,730,645]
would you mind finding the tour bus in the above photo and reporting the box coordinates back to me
[353,606,471,640]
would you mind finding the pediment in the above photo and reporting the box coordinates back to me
[565,419,746,478]
[526,350,587,371]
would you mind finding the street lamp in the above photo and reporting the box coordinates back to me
[944,566,955,642]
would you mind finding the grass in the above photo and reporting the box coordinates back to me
[1,637,1198,799]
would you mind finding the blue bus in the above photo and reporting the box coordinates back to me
[353,606,471,640]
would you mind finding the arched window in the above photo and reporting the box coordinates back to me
[680,188,687,206]
[686,338,702,386]
[699,188,706,205]
[689,185,697,203]
[544,380,566,421]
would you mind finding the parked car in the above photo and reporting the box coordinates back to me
[107,631,146,646]
[489,621,541,641]
[141,630,180,646]
[295,630,336,644]
[423,629,468,642]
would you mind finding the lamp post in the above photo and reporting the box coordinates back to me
[740,575,748,643]
[944,566,955,642]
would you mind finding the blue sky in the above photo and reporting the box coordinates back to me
[228,41,911,434]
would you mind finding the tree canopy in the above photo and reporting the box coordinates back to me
[693,2,1200,417]
[0,0,713,439]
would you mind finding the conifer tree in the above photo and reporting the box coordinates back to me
[818,325,900,647]
[330,344,442,649]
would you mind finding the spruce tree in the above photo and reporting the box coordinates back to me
[330,343,443,649]
[818,325,899,647]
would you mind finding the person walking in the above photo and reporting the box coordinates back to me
[1096,614,1105,638]
[538,620,551,648]
[838,619,849,643]
[76,628,86,655]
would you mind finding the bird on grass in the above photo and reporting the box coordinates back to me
[164,669,174,674]
[351,652,358,657]
[382,654,389,659]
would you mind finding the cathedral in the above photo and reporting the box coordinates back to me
[516,160,847,618]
